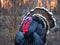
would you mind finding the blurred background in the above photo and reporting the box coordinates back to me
[0,0,60,45]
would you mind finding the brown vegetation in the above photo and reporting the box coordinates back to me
[0,0,60,45]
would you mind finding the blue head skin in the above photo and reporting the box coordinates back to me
[25,16,32,22]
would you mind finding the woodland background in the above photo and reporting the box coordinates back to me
[0,0,60,45]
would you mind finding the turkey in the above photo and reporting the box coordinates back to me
[15,7,56,45]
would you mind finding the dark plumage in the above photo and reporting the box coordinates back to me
[15,16,46,45]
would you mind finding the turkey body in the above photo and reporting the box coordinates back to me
[15,19,46,45]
